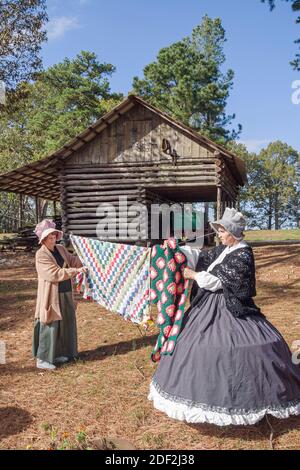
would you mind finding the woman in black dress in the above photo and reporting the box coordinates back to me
[148,208,300,426]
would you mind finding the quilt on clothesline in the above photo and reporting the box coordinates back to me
[150,238,190,362]
[70,235,151,325]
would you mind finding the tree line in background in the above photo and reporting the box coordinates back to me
[228,141,299,230]
[0,1,299,232]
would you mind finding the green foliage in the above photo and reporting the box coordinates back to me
[39,425,92,450]
[26,51,123,156]
[132,15,241,144]
[0,51,123,167]
[0,0,48,91]
[0,192,19,232]
[76,430,87,446]
[230,140,300,229]
[0,51,123,231]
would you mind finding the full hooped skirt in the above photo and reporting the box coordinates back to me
[149,292,300,426]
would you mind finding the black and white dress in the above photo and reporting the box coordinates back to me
[148,241,300,426]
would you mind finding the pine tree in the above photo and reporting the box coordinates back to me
[132,15,241,144]
[0,0,48,91]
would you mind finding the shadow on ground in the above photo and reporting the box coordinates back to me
[0,407,33,440]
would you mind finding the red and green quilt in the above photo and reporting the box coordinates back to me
[150,238,190,362]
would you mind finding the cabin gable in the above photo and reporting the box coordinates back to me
[64,103,214,167]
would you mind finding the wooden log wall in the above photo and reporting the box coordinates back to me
[60,161,215,240]
[62,160,217,191]
[216,158,238,202]
[60,160,239,241]
[61,172,179,241]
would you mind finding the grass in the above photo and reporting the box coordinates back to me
[245,229,300,242]
[0,247,300,450]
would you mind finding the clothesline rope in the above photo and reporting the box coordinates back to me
[178,230,215,246]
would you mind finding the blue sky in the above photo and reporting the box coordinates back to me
[43,0,300,153]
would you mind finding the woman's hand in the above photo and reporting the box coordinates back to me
[77,267,88,274]
[183,267,197,280]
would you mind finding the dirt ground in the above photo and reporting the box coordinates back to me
[0,245,300,450]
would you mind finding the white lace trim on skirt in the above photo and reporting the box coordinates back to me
[148,382,300,426]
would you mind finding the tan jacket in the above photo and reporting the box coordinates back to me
[35,244,82,324]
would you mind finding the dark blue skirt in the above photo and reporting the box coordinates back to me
[149,292,300,426]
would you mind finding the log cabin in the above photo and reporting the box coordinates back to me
[0,95,247,245]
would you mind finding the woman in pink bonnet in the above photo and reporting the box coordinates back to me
[32,219,86,370]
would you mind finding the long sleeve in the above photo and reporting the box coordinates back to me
[36,250,78,283]
[179,245,200,270]
[195,271,222,292]
[180,244,227,272]
[210,249,256,300]
[208,247,262,318]
[59,245,83,268]
[180,244,224,291]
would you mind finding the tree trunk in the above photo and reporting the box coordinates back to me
[217,187,222,220]
[35,197,40,224]
[274,192,279,230]
[41,199,48,220]
[268,195,272,230]
[204,202,209,225]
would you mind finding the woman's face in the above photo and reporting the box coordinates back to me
[217,227,238,246]
[43,232,57,250]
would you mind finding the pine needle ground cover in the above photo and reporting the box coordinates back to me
[0,246,299,450]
